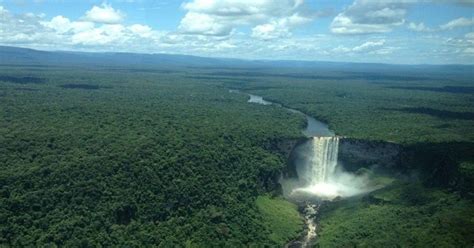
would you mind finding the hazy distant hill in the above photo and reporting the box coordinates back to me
[0,46,245,68]
[1,46,473,77]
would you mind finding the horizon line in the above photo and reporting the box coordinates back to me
[1,45,474,67]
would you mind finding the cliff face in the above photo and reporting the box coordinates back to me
[259,138,303,193]
[281,137,404,180]
[338,138,402,172]
[280,137,471,197]
[275,139,302,159]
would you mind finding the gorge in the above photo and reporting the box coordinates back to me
[233,90,387,247]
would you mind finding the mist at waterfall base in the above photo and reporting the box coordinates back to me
[281,137,376,201]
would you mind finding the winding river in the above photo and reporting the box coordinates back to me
[238,91,334,137]
[230,89,335,247]
[231,89,388,247]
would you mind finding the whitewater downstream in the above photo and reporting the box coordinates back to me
[230,90,333,247]
[230,89,378,247]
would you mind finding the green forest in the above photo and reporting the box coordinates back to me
[0,66,306,246]
[1,64,473,247]
[215,67,474,247]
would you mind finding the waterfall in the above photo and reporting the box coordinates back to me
[309,136,339,185]
[286,137,340,247]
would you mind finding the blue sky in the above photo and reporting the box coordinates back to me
[0,0,473,64]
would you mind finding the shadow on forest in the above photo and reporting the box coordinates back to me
[0,76,44,84]
[387,86,474,94]
[14,87,40,91]
[103,68,178,74]
[60,84,102,90]
[203,71,430,81]
[401,141,474,191]
[385,107,474,120]
[185,76,251,83]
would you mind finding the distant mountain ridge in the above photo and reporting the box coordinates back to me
[0,46,243,68]
[1,46,473,75]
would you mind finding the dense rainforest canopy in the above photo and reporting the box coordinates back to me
[218,67,474,246]
[0,66,305,246]
[1,63,473,247]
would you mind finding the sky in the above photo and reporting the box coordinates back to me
[0,0,473,64]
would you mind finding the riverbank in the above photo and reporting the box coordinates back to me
[235,87,474,247]
[236,90,441,247]
[256,196,304,245]
[231,89,329,246]
[316,180,474,247]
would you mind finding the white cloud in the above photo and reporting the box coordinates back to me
[461,32,474,56]
[440,17,474,30]
[352,39,385,52]
[72,24,127,45]
[0,4,163,51]
[71,28,109,45]
[332,45,351,53]
[83,3,125,24]
[465,32,474,41]
[372,48,393,55]
[463,47,474,55]
[331,15,394,34]
[1,2,473,64]
[443,31,474,57]
[252,22,289,40]
[42,16,94,34]
[330,39,390,55]
[128,24,154,38]
[181,0,303,17]
[251,14,311,40]
[252,13,312,40]
[408,17,473,32]
[287,13,312,26]
[407,22,433,32]
[0,6,52,44]
[179,12,232,36]
[178,0,312,38]
[331,0,409,34]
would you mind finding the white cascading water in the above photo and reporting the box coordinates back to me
[291,134,372,201]
[309,136,339,185]
[287,137,340,248]
[292,136,344,199]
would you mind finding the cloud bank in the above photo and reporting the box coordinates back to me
[0,1,473,64]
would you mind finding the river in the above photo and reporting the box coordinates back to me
[232,90,334,137]
[230,89,334,247]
